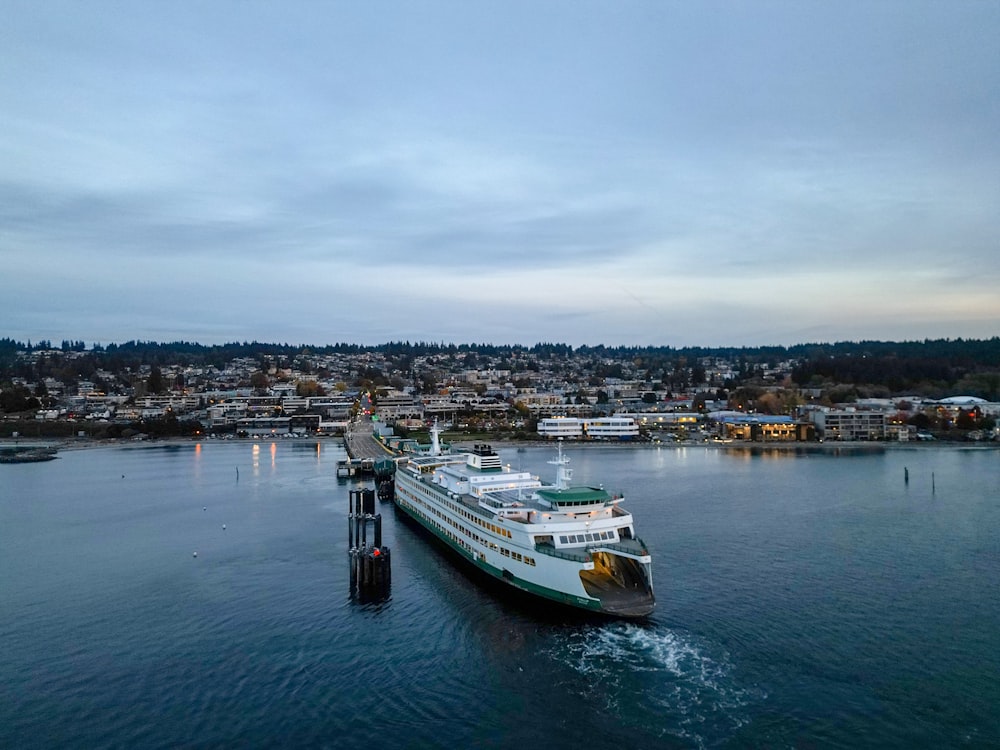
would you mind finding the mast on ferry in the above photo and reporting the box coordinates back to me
[430,419,442,456]
[548,438,572,489]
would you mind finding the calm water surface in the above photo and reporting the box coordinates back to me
[1,440,998,749]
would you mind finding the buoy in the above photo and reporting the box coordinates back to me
[193,552,198,557]
[373,547,380,557]
[203,506,207,511]
[222,524,227,530]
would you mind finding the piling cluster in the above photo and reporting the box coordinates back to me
[348,488,390,600]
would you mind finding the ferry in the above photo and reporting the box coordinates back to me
[392,427,654,617]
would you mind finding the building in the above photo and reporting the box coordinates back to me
[707,412,804,441]
[536,415,640,440]
[537,417,582,438]
[812,409,887,441]
[584,416,640,440]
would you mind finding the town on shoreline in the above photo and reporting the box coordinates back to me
[2,338,999,445]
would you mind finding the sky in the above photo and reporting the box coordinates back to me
[2,1,998,349]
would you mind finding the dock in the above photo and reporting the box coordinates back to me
[338,418,393,478]
[336,457,375,478]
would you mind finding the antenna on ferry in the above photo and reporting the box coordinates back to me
[548,438,572,489]
[430,419,441,456]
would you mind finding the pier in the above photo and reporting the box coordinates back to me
[336,457,375,478]
[338,417,394,479]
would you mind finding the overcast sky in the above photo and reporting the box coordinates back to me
[2,2,998,349]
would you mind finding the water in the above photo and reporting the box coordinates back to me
[1,440,998,749]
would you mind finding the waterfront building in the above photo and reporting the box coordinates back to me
[584,416,640,440]
[885,423,916,441]
[235,416,292,435]
[630,412,701,429]
[207,402,249,430]
[706,412,805,441]
[536,415,640,440]
[932,396,1000,419]
[537,417,583,438]
[812,409,887,441]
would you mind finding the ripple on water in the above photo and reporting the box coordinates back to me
[545,621,765,748]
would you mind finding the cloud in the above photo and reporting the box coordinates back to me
[2,2,999,347]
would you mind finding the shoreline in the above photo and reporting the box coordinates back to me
[4,434,998,454]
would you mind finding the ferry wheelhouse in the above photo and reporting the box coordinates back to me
[392,433,654,617]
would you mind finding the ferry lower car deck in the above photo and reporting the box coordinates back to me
[393,466,655,618]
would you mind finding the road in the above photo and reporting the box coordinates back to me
[343,418,392,459]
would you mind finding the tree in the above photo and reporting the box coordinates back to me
[250,372,269,393]
[756,392,782,415]
[296,380,326,397]
[1,384,39,413]
[147,366,165,394]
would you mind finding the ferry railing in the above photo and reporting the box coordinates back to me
[533,536,650,562]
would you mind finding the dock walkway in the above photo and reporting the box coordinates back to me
[338,420,393,478]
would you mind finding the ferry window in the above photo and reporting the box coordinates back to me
[559,536,568,544]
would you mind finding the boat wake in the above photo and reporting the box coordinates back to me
[546,622,763,747]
